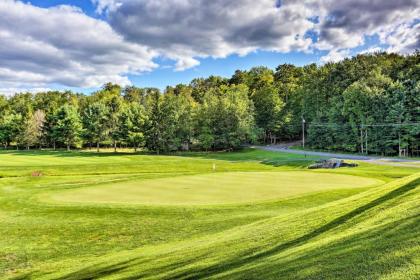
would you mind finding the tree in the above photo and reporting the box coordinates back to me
[105,95,123,152]
[159,89,195,151]
[0,113,22,149]
[22,110,45,149]
[55,105,82,151]
[275,64,304,139]
[197,84,256,150]
[246,66,274,91]
[0,95,8,120]
[119,102,147,152]
[144,89,164,154]
[251,85,284,143]
[82,101,109,152]
[0,51,418,155]
[190,76,227,103]
[123,86,146,105]
[342,69,395,154]
[91,83,123,152]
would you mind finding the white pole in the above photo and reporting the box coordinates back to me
[302,118,305,149]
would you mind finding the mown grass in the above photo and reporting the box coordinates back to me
[44,172,381,206]
[0,148,418,279]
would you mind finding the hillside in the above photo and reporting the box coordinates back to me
[1,149,418,279]
[35,174,419,279]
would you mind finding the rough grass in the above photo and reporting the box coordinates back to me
[0,148,418,279]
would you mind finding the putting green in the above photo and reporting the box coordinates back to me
[45,172,382,206]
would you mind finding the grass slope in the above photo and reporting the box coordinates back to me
[0,149,418,279]
[36,174,420,280]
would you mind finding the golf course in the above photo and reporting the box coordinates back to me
[1,148,419,279]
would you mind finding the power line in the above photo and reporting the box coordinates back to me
[310,122,420,127]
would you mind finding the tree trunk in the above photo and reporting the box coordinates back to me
[53,141,56,151]
[97,142,100,153]
[113,140,117,153]
[67,144,70,151]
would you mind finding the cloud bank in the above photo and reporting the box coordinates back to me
[316,0,419,61]
[0,0,418,92]
[0,0,157,91]
[102,0,316,70]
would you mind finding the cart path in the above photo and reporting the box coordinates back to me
[256,145,420,168]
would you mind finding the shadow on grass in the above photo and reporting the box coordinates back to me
[56,259,134,280]
[235,215,420,279]
[0,148,316,169]
[47,178,418,280]
[0,150,143,158]
[166,178,419,280]
[178,148,317,168]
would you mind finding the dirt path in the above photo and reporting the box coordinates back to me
[257,144,420,168]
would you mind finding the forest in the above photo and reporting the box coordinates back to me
[0,52,419,156]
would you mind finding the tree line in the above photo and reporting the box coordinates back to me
[0,52,419,155]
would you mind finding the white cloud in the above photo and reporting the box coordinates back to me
[92,0,121,13]
[0,87,54,97]
[316,0,419,46]
[315,28,364,51]
[381,22,420,54]
[174,57,201,72]
[1,0,419,92]
[0,0,157,90]
[320,49,350,63]
[359,47,384,55]
[96,0,419,71]
[102,0,316,69]
[314,0,419,66]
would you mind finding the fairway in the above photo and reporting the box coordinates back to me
[46,171,382,205]
[1,149,419,280]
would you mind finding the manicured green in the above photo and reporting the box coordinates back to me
[0,148,418,279]
[45,172,381,206]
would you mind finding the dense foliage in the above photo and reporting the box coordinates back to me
[0,52,419,155]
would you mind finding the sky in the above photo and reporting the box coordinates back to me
[0,0,419,95]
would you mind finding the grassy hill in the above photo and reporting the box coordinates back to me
[0,149,418,279]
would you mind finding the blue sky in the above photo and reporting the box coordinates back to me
[26,0,97,15]
[47,49,328,94]
[1,0,418,95]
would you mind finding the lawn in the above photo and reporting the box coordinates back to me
[44,172,381,206]
[0,148,418,279]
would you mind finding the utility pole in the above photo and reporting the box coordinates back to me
[302,117,306,149]
[360,124,364,154]
[399,133,402,157]
[398,122,402,157]
[365,127,368,155]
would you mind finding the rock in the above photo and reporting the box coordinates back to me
[308,158,358,169]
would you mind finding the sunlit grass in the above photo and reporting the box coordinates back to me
[0,148,418,279]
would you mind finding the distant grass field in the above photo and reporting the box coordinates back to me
[0,148,418,279]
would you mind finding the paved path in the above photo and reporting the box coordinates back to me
[257,145,420,168]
